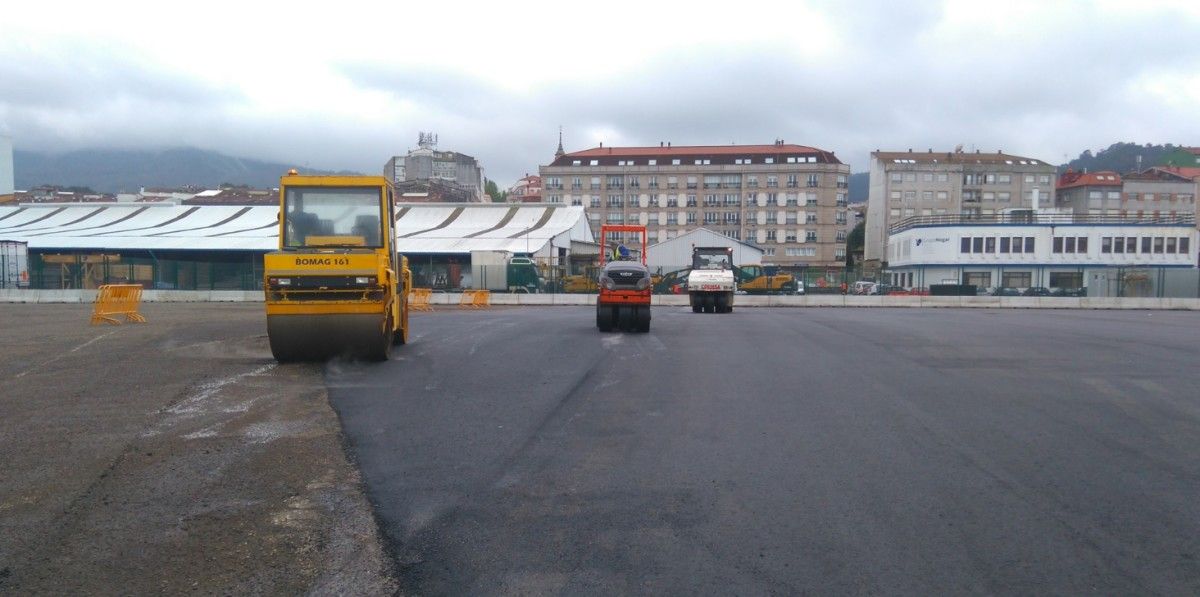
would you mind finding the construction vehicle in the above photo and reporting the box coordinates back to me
[263,172,410,362]
[734,264,800,294]
[595,225,651,332]
[687,246,736,313]
[562,265,600,293]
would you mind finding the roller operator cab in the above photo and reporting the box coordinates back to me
[687,246,737,313]
[263,173,411,362]
[596,225,651,333]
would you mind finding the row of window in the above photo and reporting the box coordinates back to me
[1080,192,1194,203]
[959,235,1193,256]
[1099,236,1190,255]
[546,174,847,189]
[889,172,1054,185]
[581,194,845,208]
[961,236,1036,254]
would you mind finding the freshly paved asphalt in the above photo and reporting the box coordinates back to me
[327,307,1200,595]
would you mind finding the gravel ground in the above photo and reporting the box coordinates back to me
[0,303,397,595]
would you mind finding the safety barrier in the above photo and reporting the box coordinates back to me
[90,284,148,325]
[459,289,491,309]
[410,288,434,311]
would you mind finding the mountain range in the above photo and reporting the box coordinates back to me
[13,147,361,194]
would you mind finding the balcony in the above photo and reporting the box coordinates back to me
[686,183,698,190]
[806,181,819,188]
[571,184,582,190]
[836,182,848,189]
[786,181,798,188]
[590,184,601,190]
[722,182,741,189]
[767,182,779,188]
[648,183,659,189]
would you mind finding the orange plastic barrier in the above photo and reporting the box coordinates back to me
[90,284,148,325]
[410,288,434,311]
[458,289,491,309]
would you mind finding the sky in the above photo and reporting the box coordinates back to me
[1,0,1199,186]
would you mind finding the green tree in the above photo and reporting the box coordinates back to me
[845,220,865,267]
[484,178,507,202]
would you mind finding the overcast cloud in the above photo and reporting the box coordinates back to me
[2,0,1199,185]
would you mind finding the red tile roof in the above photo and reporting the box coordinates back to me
[1057,170,1122,190]
[1158,166,1200,179]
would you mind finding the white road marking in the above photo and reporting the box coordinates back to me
[12,331,118,379]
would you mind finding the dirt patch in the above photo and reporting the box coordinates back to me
[0,303,397,595]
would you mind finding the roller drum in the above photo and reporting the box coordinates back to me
[267,313,390,362]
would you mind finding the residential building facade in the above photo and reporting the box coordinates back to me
[865,149,1057,263]
[1054,170,1122,214]
[539,142,851,268]
[1110,168,1197,220]
[508,174,543,203]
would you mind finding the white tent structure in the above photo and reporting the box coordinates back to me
[0,203,593,257]
[646,227,764,269]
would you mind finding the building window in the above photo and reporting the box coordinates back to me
[972,237,984,253]
[1167,237,1177,253]
[807,174,819,187]
[672,159,681,165]
[1102,237,1112,253]
[964,272,991,288]
[806,213,818,224]
[1002,272,1032,288]
[686,212,697,224]
[891,172,903,182]
[686,195,697,207]
[904,173,916,182]
[1053,237,1063,253]
[1078,237,1088,253]
[836,230,847,242]
[985,237,996,252]
[998,174,1011,184]
[961,237,971,253]
[1114,237,1126,253]
[1179,237,1190,254]
[806,230,818,242]
[648,160,657,166]
[1141,237,1152,253]
[999,237,1011,253]
[766,230,777,241]
[1025,237,1035,253]
[590,196,601,208]
[1011,237,1024,254]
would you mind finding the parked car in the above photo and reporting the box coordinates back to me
[1051,287,1088,297]
[851,281,877,295]
[991,287,1021,296]
[1022,286,1052,297]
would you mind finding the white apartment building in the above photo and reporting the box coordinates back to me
[866,149,1058,263]
[539,142,851,268]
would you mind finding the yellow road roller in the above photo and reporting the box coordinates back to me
[263,172,410,362]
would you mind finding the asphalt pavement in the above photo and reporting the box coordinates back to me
[328,306,1200,595]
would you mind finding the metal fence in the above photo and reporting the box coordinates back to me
[27,254,264,291]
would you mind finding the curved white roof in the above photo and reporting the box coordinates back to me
[0,203,592,254]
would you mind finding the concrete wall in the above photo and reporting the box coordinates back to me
[6,288,1199,309]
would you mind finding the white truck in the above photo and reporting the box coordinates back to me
[686,246,736,313]
[1,240,30,289]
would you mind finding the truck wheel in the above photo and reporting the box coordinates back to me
[636,305,651,332]
[715,293,728,313]
[691,300,702,313]
[703,294,715,313]
[617,305,634,331]
[726,292,735,313]
[597,302,614,332]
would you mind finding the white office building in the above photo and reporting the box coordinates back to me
[885,209,1197,296]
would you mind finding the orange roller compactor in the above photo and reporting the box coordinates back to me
[263,172,410,362]
[595,224,651,333]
